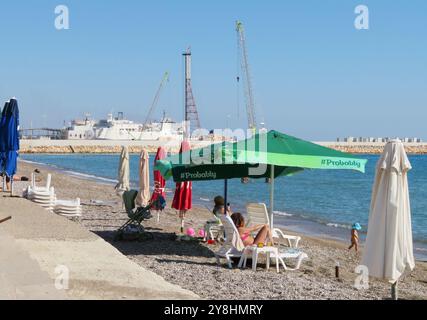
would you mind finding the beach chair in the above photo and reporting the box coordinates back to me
[54,198,82,218]
[206,221,224,241]
[216,214,308,272]
[204,210,225,241]
[269,248,308,271]
[114,190,157,242]
[25,186,57,211]
[246,203,301,248]
[215,215,248,269]
[31,173,52,193]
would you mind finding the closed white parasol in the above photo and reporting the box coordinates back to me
[115,146,130,196]
[136,149,150,207]
[361,139,415,299]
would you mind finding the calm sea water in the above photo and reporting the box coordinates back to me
[21,153,427,259]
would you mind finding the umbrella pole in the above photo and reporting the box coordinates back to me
[180,211,185,233]
[224,179,228,215]
[391,281,399,300]
[269,165,275,229]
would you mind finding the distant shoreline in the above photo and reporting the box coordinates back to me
[19,139,427,155]
[316,142,427,155]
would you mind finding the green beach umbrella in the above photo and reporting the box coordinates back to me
[156,130,367,227]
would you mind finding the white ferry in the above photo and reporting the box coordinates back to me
[63,112,185,141]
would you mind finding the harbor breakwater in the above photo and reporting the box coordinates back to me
[19,139,427,155]
[318,142,427,155]
[20,139,212,154]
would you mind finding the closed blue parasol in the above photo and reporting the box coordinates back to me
[0,102,5,170]
[0,101,9,178]
[0,98,20,193]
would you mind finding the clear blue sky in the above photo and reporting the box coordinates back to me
[0,0,426,140]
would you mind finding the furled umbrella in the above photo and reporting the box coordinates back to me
[361,140,415,300]
[151,147,167,223]
[0,98,19,195]
[0,101,7,190]
[172,140,192,233]
[136,149,150,207]
[115,146,130,196]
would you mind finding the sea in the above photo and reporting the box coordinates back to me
[20,153,427,261]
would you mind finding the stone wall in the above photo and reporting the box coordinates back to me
[318,143,427,155]
[19,139,211,154]
[19,140,427,155]
[20,145,165,154]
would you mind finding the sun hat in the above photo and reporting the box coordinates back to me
[352,223,362,231]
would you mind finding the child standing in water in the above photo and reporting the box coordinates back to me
[349,223,362,252]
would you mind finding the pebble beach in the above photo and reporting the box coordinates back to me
[15,160,427,300]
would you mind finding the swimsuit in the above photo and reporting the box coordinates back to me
[241,232,250,242]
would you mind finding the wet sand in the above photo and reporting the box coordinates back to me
[14,160,427,300]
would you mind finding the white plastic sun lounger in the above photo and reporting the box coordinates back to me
[54,198,82,217]
[216,214,309,272]
[215,215,249,269]
[246,203,301,248]
[270,248,308,271]
[204,206,225,241]
[25,186,56,211]
[31,173,52,193]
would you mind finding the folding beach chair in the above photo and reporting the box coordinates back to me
[115,190,164,242]
[246,203,301,248]
[203,206,225,241]
[215,215,248,269]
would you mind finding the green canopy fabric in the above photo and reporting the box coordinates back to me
[155,130,367,182]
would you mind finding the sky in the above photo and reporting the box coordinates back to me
[0,0,426,140]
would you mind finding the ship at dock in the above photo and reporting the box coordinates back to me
[63,112,185,141]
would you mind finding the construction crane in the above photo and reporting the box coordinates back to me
[236,21,257,133]
[144,72,170,126]
[183,48,202,136]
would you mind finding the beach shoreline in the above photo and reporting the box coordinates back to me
[19,158,427,262]
[13,159,427,300]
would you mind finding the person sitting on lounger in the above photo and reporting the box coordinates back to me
[231,212,274,247]
[204,196,232,241]
[212,196,232,218]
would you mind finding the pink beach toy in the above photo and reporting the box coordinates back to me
[186,228,196,237]
[198,229,206,238]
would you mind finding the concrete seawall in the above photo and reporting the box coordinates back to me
[19,139,427,155]
[315,142,427,155]
[20,139,213,154]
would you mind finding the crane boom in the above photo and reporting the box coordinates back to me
[144,72,170,126]
[236,21,257,132]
